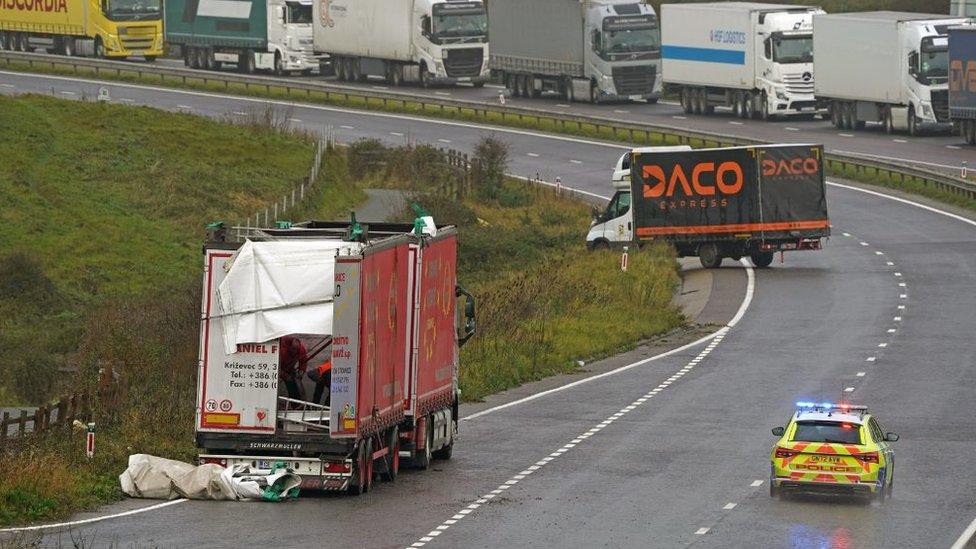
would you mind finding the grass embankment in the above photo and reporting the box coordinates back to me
[3,56,973,214]
[350,139,685,401]
[0,94,364,526]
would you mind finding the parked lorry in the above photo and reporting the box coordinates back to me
[587,144,830,268]
[313,0,489,87]
[949,24,976,144]
[164,0,316,74]
[662,2,823,120]
[813,12,973,135]
[487,0,661,103]
[0,0,162,58]
[195,221,475,493]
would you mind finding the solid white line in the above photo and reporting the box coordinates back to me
[838,133,854,137]
[118,98,134,103]
[288,118,302,123]
[0,499,188,532]
[893,139,907,143]
[827,181,976,229]
[390,132,404,137]
[672,115,687,120]
[438,139,451,143]
[950,515,976,549]
[555,104,570,108]
[339,125,354,130]
[462,260,755,423]
[784,127,800,131]
[729,121,743,125]
[177,104,193,110]
[0,83,14,88]
[434,91,451,96]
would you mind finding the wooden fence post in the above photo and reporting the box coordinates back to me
[1,411,8,444]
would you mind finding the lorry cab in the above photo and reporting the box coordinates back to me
[588,146,691,249]
[415,0,490,85]
[903,19,969,131]
[268,0,316,73]
[754,8,824,117]
[584,0,662,102]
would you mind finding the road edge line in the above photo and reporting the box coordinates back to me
[0,498,188,533]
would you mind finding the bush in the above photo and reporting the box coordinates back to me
[471,136,510,200]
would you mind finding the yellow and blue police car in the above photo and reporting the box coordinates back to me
[770,402,899,501]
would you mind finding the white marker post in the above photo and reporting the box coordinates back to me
[963,161,968,179]
[86,422,95,459]
[621,246,629,271]
[498,91,505,105]
[555,176,562,195]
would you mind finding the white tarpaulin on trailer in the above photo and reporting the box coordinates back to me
[216,239,362,354]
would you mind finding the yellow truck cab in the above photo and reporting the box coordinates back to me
[0,0,163,59]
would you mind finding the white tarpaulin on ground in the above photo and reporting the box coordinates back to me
[216,239,362,354]
[119,454,301,501]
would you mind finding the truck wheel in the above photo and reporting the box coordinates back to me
[473,81,484,88]
[831,102,841,128]
[413,417,433,470]
[698,243,722,269]
[432,419,456,460]
[760,92,772,121]
[527,75,539,98]
[348,443,367,495]
[907,106,918,137]
[94,37,105,58]
[740,92,753,119]
[380,427,400,481]
[0,32,8,51]
[274,52,284,76]
[363,438,375,492]
[680,87,693,113]
[420,64,432,88]
[884,107,894,134]
[60,37,74,56]
[589,81,599,104]
[691,89,702,114]
[21,33,34,52]
[750,252,774,268]
[388,64,403,86]
[565,79,575,102]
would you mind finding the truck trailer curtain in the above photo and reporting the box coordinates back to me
[216,239,362,354]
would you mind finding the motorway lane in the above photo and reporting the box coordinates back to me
[151,57,976,172]
[3,72,976,548]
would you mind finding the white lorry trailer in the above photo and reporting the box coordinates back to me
[487,0,662,103]
[662,2,824,120]
[813,12,973,135]
[312,0,489,87]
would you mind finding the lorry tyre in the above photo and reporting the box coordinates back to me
[412,417,433,470]
[731,92,741,118]
[698,243,722,269]
[432,420,455,460]
[388,63,403,86]
[760,92,772,121]
[742,91,754,118]
[274,52,284,76]
[420,64,432,88]
[60,37,74,56]
[884,107,894,134]
[0,32,8,51]
[680,87,693,113]
[242,51,256,74]
[348,443,368,495]
[473,81,484,88]
[841,102,853,130]
[528,75,539,98]
[589,81,599,104]
[363,438,375,492]
[907,106,918,137]
[21,33,34,52]
[565,78,575,102]
[94,37,105,58]
[750,252,774,268]
[380,427,400,481]
[831,102,842,128]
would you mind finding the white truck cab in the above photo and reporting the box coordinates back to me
[587,146,691,250]
[754,9,823,117]
[267,0,317,73]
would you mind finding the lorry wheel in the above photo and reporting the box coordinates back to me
[884,107,894,134]
[698,243,722,269]
[389,64,403,86]
[760,92,772,121]
[432,419,456,460]
[0,32,8,51]
[274,52,284,76]
[420,64,431,88]
[528,75,539,98]
[691,89,702,114]
[731,92,741,118]
[750,252,774,268]
[94,37,105,58]
[907,106,918,137]
[740,92,752,119]
[348,443,367,495]
[589,81,599,104]
[565,79,575,102]
[473,81,484,88]
[363,438,375,492]
[412,418,433,470]
[831,102,842,128]
[680,87,693,113]
[60,37,74,56]
[380,427,400,481]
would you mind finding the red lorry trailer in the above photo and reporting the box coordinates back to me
[195,221,474,493]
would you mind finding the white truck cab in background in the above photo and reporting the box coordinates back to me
[813,12,973,134]
[587,146,692,249]
[314,0,489,87]
[663,3,824,120]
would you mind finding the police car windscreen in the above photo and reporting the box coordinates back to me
[792,421,861,444]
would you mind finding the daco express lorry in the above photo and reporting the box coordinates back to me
[587,144,830,268]
[196,221,475,493]
[0,0,163,58]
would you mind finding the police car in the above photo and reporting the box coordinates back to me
[770,402,899,501]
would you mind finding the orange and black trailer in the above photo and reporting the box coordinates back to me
[630,143,830,268]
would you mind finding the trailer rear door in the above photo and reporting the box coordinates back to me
[756,144,830,238]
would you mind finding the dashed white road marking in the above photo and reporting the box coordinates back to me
[569,159,582,164]
[839,133,855,137]
[888,328,897,333]
[842,232,852,237]
[886,261,894,266]
[613,109,629,114]
[118,98,134,103]
[947,145,961,150]
[893,316,902,322]
[844,387,855,393]
[860,241,869,246]
[673,115,687,120]
[438,138,452,143]
[526,152,540,157]
[340,125,355,130]
[695,528,710,535]
[555,104,570,108]
[59,90,77,95]
[288,118,302,123]
[751,480,764,487]
[729,121,743,125]
[784,127,800,131]
[875,251,884,255]
[0,83,14,88]
[723,503,737,510]
[878,343,888,347]
[894,272,902,277]
[866,357,877,362]
[893,139,908,143]
[390,131,404,137]
[897,305,905,310]
[177,104,193,110]
[371,85,389,90]
[434,91,451,96]
[899,294,907,299]
[406,263,755,548]
[856,372,866,377]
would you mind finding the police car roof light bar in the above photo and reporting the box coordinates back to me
[795,401,868,412]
